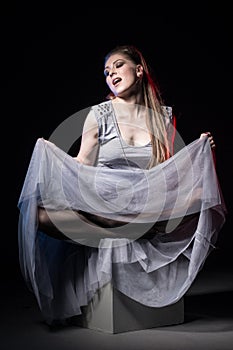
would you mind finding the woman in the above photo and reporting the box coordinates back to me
[39,45,216,233]
[18,45,225,325]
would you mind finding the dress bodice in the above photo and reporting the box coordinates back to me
[92,100,175,169]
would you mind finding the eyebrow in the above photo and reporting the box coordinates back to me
[104,59,124,70]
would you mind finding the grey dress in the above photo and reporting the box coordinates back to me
[17,100,226,324]
[92,100,175,169]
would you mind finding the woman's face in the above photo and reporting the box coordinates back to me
[104,53,142,98]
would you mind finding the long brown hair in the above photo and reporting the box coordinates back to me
[104,45,171,168]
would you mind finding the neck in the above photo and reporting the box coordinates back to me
[112,93,144,106]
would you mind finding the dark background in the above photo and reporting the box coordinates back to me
[2,4,232,282]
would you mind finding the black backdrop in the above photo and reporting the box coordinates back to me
[3,6,232,280]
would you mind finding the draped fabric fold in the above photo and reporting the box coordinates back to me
[18,137,226,323]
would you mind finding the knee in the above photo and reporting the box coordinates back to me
[38,207,50,228]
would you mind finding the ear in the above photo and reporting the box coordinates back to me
[136,64,143,77]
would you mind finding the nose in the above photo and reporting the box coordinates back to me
[109,67,116,77]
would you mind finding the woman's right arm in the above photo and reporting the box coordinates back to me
[38,110,101,239]
[75,109,99,166]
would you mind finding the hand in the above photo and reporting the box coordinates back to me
[200,132,216,149]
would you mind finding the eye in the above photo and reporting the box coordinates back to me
[104,70,109,77]
[115,61,124,68]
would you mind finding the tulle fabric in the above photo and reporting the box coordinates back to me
[18,137,226,323]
